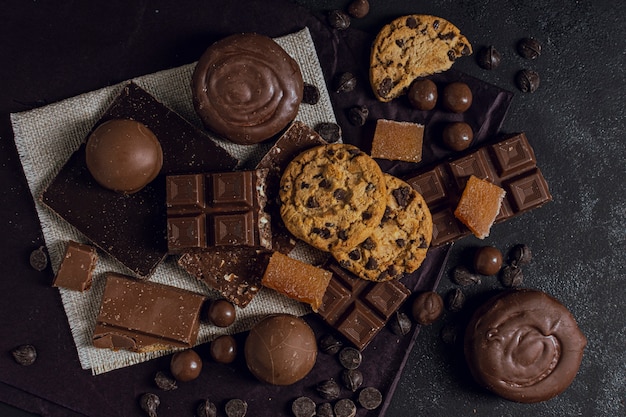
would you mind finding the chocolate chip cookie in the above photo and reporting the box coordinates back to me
[279,144,387,252]
[332,174,432,281]
[370,14,472,102]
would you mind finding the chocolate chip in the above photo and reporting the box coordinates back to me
[348,249,361,260]
[319,178,331,188]
[515,69,540,93]
[500,265,524,287]
[339,259,351,269]
[452,265,482,286]
[315,122,341,143]
[292,396,316,417]
[392,186,413,208]
[334,399,357,417]
[347,105,368,126]
[445,288,465,312]
[328,9,351,30]
[389,311,412,336]
[358,387,383,410]
[477,45,502,70]
[365,182,375,192]
[361,211,372,221]
[300,182,310,189]
[312,227,331,239]
[338,347,362,370]
[319,333,343,355]
[406,17,418,28]
[154,371,177,391]
[139,393,160,417]
[381,206,392,222]
[11,344,37,366]
[306,197,319,208]
[334,72,357,93]
[509,243,532,267]
[361,237,375,250]
[342,368,363,392]
[317,403,334,417]
[29,246,48,271]
[196,399,218,417]
[365,257,378,270]
[302,83,320,105]
[333,189,348,201]
[224,399,247,417]
[337,230,348,241]
[378,77,393,98]
[517,37,542,60]
[447,49,456,61]
[316,379,341,400]
[347,0,369,18]
[395,239,406,247]
[433,19,440,29]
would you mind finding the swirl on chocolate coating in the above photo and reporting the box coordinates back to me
[464,289,586,403]
[192,33,303,145]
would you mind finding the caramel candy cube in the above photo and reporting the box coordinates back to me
[52,240,98,292]
[454,175,506,239]
[371,119,424,163]
[262,252,332,312]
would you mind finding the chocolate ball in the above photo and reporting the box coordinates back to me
[408,79,438,111]
[473,246,503,276]
[85,119,163,194]
[412,291,444,325]
[347,0,370,18]
[207,299,236,327]
[442,82,473,113]
[244,314,317,385]
[442,122,474,151]
[170,349,202,382]
[210,334,237,364]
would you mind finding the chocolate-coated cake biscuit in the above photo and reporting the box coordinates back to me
[279,144,387,252]
[192,33,303,145]
[332,174,432,281]
[370,14,472,102]
[464,289,587,403]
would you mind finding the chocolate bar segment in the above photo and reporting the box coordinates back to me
[41,83,239,278]
[178,246,270,308]
[166,169,271,253]
[406,133,552,246]
[317,261,411,350]
[92,273,205,352]
[52,240,98,292]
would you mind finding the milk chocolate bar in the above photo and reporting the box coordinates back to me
[92,273,205,352]
[166,169,271,253]
[406,133,552,246]
[41,83,238,278]
[317,261,411,350]
[52,240,98,292]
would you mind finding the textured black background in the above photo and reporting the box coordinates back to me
[1,1,625,416]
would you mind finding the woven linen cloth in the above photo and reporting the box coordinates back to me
[11,27,335,375]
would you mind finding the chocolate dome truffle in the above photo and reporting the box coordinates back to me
[244,314,317,385]
[192,33,304,145]
[85,119,163,194]
[464,289,586,403]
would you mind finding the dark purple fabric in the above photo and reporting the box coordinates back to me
[0,1,512,416]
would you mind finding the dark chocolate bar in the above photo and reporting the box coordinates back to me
[405,133,552,246]
[317,261,411,350]
[165,169,271,253]
[41,83,239,278]
[92,273,206,352]
[256,121,327,254]
[178,246,271,308]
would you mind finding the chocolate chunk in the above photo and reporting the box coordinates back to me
[224,399,247,417]
[292,396,316,417]
[165,169,271,252]
[41,83,238,278]
[406,133,552,246]
[315,122,342,143]
[29,246,48,272]
[338,347,362,369]
[342,368,363,392]
[154,371,177,391]
[11,344,37,366]
[333,399,356,417]
[139,393,160,417]
[517,37,542,60]
[306,196,320,208]
[477,45,502,70]
[196,399,218,417]
[52,240,98,292]
[516,69,540,93]
[361,237,376,250]
[178,246,269,308]
[358,387,383,410]
[377,77,393,98]
[92,274,205,352]
[348,249,361,261]
[347,105,368,126]
[302,83,320,105]
[392,186,414,208]
[365,257,378,270]
[328,10,351,30]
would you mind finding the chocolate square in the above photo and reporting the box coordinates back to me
[41,83,239,278]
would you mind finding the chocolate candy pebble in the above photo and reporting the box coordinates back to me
[473,246,503,275]
[225,399,248,417]
[292,396,316,417]
[210,334,237,364]
[442,82,472,113]
[442,122,473,151]
[207,299,236,327]
[407,78,437,111]
[170,349,202,382]
[139,393,160,417]
[338,347,362,369]
[347,0,369,18]
[358,387,383,410]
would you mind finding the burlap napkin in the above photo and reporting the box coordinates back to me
[11,27,335,375]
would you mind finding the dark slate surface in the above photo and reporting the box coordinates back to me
[1,1,624,416]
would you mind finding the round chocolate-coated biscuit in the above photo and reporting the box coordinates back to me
[192,33,303,145]
[464,289,586,403]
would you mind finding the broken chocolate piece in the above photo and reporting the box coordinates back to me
[52,240,98,292]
